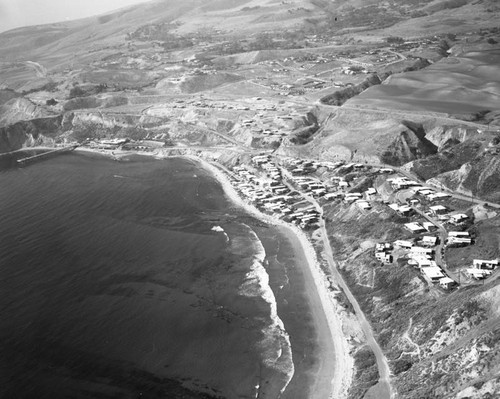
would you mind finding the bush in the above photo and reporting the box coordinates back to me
[69,86,85,99]
[393,358,413,374]
[386,36,404,44]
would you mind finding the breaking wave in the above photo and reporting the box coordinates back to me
[238,225,295,395]
[211,225,229,242]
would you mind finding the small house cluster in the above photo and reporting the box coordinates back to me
[445,231,473,247]
[466,259,498,280]
[391,240,457,290]
[227,155,320,229]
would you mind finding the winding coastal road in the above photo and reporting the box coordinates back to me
[317,215,394,399]
[277,163,394,398]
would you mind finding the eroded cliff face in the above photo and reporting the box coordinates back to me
[406,123,500,202]
[0,97,55,127]
[0,115,62,153]
[321,74,386,107]
[425,125,483,151]
[424,156,500,203]
[380,121,438,166]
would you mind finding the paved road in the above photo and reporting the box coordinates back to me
[368,162,500,210]
[317,211,394,399]
[277,161,394,399]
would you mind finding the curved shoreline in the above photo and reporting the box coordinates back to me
[191,155,354,399]
[72,146,355,398]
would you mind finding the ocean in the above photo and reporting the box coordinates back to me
[0,152,331,399]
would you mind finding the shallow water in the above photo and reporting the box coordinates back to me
[0,153,284,398]
[0,152,330,399]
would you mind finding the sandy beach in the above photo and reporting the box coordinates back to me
[194,155,354,399]
[72,145,355,398]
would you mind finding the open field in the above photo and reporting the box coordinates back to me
[346,48,500,117]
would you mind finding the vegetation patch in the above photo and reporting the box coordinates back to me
[348,345,379,399]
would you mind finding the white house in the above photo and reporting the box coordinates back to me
[356,200,372,210]
[466,268,492,280]
[473,259,498,270]
[422,266,445,282]
[405,222,426,234]
[446,237,472,247]
[410,246,434,255]
[450,214,468,225]
[394,240,413,249]
[448,231,470,237]
[429,205,448,217]
[421,236,438,247]
[439,277,456,289]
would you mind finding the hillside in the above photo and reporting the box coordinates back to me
[1,1,500,398]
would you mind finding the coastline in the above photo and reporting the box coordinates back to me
[72,145,355,398]
[193,155,354,399]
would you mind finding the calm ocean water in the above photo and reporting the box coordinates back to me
[0,152,296,399]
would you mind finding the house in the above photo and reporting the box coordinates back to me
[412,186,433,194]
[404,222,426,234]
[449,214,468,225]
[446,237,472,247]
[375,243,393,252]
[398,205,412,217]
[428,192,452,202]
[410,246,434,256]
[271,185,287,193]
[389,177,412,190]
[418,189,435,197]
[421,266,445,282]
[252,155,269,165]
[338,180,350,189]
[448,231,470,237]
[394,240,413,249]
[375,252,393,263]
[466,268,492,280]
[473,259,498,270]
[429,205,448,217]
[420,236,438,247]
[345,192,362,202]
[324,192,343,200]
[388,203,400,212]
[356,200,372,210]
[388,203,412,216]
[312,188,326,197]
[411,257,436,268]
[423,222,438,232]
[439,277,456,289]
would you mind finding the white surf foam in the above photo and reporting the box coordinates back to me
[238,226,295,394]
[211,225,229,242]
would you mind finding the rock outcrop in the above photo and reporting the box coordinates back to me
[0,115,62,153]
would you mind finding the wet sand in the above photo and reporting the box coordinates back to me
[256,224,339,399]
